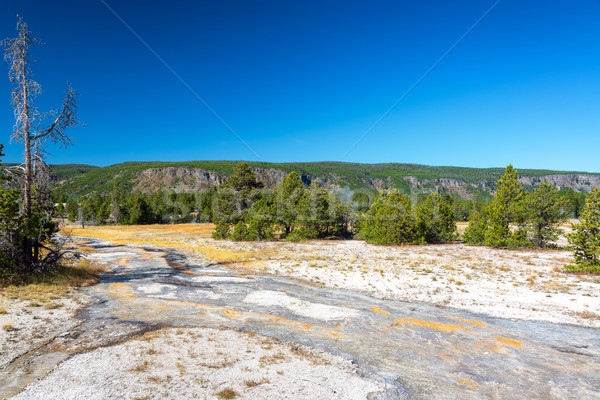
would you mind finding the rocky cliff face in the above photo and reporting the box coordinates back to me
[130,167,599,197]
[518,174,600,191]
[133,167,323,193]
[133,168,226,192]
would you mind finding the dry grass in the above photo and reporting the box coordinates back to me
[2,322,15,331]
[573,310,600,320]
[215,388,239,399]
[62,223,283,266]
[130,360,150,373]
[259,351,288,367]
[62,223,215,243]
[244,377,270,387]
[1,259,106,300]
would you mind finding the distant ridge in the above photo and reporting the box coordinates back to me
[44,161,600,198]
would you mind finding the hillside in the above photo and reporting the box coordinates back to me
[49,161,600,198]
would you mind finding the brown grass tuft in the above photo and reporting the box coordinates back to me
[215,388,239,399]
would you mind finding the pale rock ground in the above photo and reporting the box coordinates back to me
[186,238,600,328]
[12,327,383,400]
[0,289,91,370]
[5,233,600,399]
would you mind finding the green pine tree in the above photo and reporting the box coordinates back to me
[360,190,415,245]
[215,162,264,223]
[567,187,600,272]
[296,183,331,238]
[212,220,231,239]
[129,195,152,225]
[274,171,304,237]
[524,182,568,248]
[245,199,274,241]
[463,210,487,245]
[66,198,79,222]
[230,220,250,241]
[415,193,456,243]
[485,164,524,247]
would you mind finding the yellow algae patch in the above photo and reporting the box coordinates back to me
[221,309,238,317]
[495,336,522,348]
[370,306,391,315]
[446,316,487,328]
[109,293,135,299]
[108,282,126,289]
[266,315,344,338]
[393,318,465,332]
[169,300,210,309]
[333,325,341,330]
[236,274,247,277]
[327,330,342,338]
[184,269,195,275]
[107,282,132,294]
[267,315,314,330]
[457,379,479,389]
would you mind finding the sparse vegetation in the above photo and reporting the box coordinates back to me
[215,388,239,399]
[2,322,15,331]
[0,258,104,288]
[130,360,150,373]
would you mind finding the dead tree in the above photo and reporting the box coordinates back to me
[1,16,81,270]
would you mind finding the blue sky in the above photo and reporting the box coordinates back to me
[1,0,599,171]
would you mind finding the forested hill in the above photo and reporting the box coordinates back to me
[48,161,600,198]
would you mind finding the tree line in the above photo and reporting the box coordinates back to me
[10,158,600,272]
[52,162,588,246]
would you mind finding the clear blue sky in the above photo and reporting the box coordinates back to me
[1,0,599,171]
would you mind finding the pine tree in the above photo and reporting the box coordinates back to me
[485,164,524,247]
[212,220,231,239]
[129,195,152,225]
[215,162,264,225]
[66,198,78,222]
[567,188,600,272]
[245,199,274,241]
[360,190,415,245]
[274,171,304,236]
[524,182,568,248]
[296,183,331,238]
[230,220,250,241]
[463,210,488,245]
[0,144,24,270]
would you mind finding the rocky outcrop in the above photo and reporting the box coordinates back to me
[129,167,599,197]
[133,168,226,192]
[518,174,600,192]
[250,168,287,188]
[132,167,332,193]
